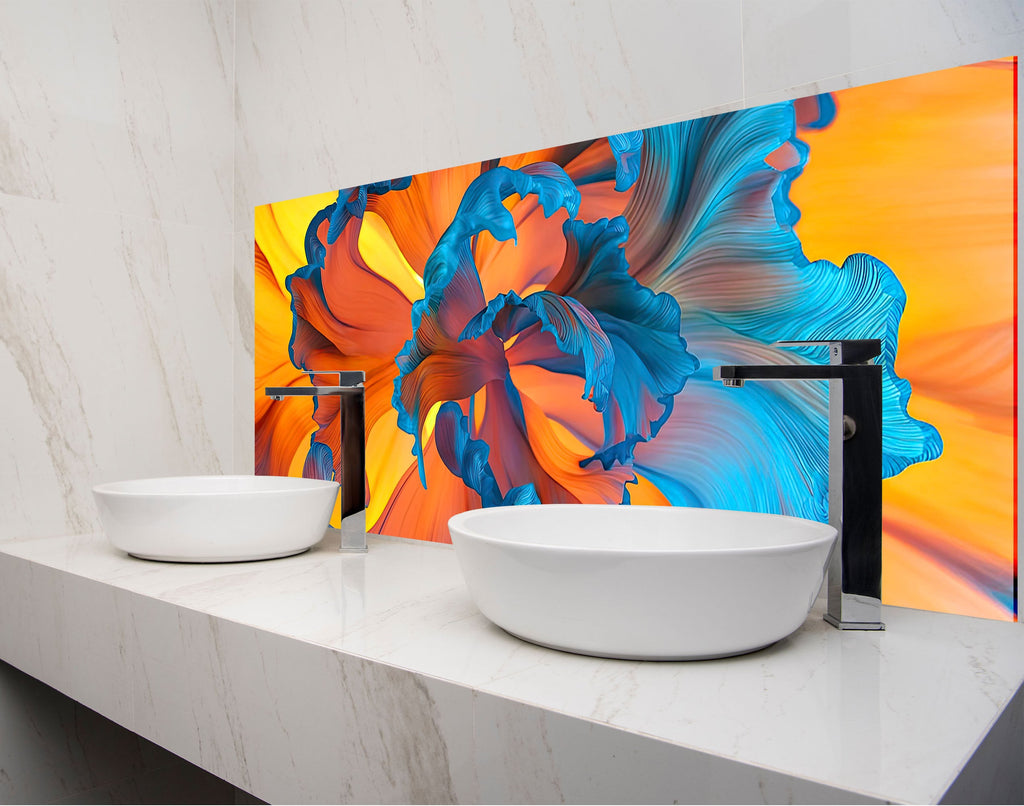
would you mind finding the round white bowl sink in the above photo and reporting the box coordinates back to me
[93,475,339,562]
[448,504,837,661]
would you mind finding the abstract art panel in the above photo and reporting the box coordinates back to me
[255,58,1017,620]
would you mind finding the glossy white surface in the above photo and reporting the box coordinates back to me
[93,476,338,562]
[449,504,836,660]
[0,531,1021,804]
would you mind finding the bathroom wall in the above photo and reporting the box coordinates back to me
[237,0,1023,613]
[252,60,1015,619]
[0,1,238,801]
[1,0,1016,573]
[0,0,235,544]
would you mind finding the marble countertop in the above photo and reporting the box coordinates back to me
[0,530,1022,804]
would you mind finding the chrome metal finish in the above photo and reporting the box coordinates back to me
[265,370,366,400]
[714,339,885,630]
[264,371,368,553]
[266,386,362,400]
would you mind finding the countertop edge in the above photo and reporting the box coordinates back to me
[0,534,1022,803]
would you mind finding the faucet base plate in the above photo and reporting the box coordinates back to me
[824,614,886,631]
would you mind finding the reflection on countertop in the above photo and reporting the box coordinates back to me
[0,530,1021,804]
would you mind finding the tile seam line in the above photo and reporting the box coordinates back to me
[231,0,239,476]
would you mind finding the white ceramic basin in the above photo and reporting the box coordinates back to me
[448,504,837,660]
[93,475,339,562]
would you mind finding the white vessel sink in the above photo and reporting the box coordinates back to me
[448,504,837,660]
[93,475,339,562]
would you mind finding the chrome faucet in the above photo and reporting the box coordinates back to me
[713,340,884,630]
[265,370,367,553]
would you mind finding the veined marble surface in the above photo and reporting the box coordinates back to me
[0,0,235,542]
[0,531,1022,804]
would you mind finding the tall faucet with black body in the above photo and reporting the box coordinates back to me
[264,370,368,553]
[713,340,884,630]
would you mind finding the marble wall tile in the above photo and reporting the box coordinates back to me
[0,192,233,540]
[233,0,429,215]
[233,0,1020,230]
[0,0,234,229]
[742,0,1024,105]
[414,0,743,173]
[2,0,237,537]
[233,0,744,215]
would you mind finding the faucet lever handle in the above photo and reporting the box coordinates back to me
[302,369,365,387]
[776,339,881,365]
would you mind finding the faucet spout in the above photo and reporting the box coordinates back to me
[264,370,368,554]
[715,340,885,631]
[714,364,866,383]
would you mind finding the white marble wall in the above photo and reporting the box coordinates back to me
[0,1,237,802]
[0,0,236,542]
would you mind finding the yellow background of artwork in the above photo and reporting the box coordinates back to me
[790,59,1017,619]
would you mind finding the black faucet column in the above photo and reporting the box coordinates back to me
[339,387,366,520]
[825,344,884,629]
[713,339,886,630]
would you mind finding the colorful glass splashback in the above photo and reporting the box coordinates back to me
[255,58,1017,621]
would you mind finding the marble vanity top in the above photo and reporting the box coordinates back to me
[0,530,1021,804]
